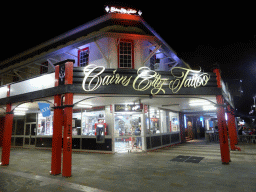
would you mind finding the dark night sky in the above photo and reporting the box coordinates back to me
[0,2,255,115]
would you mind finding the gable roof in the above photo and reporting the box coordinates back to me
[0,13,190,72]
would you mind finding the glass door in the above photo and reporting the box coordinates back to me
[24,123,36,147]
[114,113,143,153]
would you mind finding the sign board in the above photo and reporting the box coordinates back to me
[115,104,143,112]
[38,103,51,117]
[105,6,142,16]
[80,65,213,95]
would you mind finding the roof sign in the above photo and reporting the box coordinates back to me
[105,6,142,16]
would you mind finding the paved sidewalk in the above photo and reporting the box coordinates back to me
[1,140,256,191]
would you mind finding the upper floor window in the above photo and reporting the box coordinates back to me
[118,39,134,69]
[78,47,89,67]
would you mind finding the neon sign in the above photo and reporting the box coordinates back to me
[82,65,210,95]
[105,6,142,16]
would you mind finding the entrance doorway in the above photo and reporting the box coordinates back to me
[114,113,143,153]
[24,123,36,147]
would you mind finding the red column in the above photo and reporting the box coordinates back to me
[231,108,239,145]
[213,69,230,164]
[0,117,5,147]
[62,61,74,177]
[51,65,63,175]
[1,85,14,166]
[227,105,235,150]
[227,105,241,151]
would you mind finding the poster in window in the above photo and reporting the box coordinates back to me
[46,122,50,134]
[172,117,178,132]
[72,119,76,128]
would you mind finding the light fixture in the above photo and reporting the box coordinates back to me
[14,107,28,111]
[13,106,28,116]
[14,112,26,116]
[189,101,210,106]
[203,106,216,111]
[77,104,92,108]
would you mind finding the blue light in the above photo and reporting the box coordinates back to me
[184,115,187,128]
[200,116,204,127]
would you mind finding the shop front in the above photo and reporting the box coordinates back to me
[0,59,221,152]
[0,59,240,178]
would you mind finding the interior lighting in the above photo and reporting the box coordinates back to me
[225,113,228,121]
[14,112,26,116]
[77,104,92,108]
[184,115,187,128]
[189,101,210,106]
[14,107,28,111]
[203,106,216,111]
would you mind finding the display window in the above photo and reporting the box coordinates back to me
[160,110,168,133]
[37,112,53,135]
[82,110,105,136]
[148,107,160,134]
[72,109,82,135]
[169,112,180,132]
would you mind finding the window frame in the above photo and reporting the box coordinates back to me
[78,47,89,67]
[118,39,134,69]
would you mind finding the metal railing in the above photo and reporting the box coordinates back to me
[238,135,256,144]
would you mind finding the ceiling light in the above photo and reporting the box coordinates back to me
[189,101,210,106]
[14,107,28,111]
[203,106,216,111]
[14,112,26,116]
[77,104,92,108]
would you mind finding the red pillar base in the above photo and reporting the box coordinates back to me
[231,146,241,151]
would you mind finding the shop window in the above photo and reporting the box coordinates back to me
[37,112,53,136]
[26,113,37,123]
[40,61,49,74]
[73,109,82,136]
[78,47,89,67]
[15,137,24,146]
[12,120,16,135]
[169,112,180,132]
[82,109,105,136]
[14,119,25,135]
[160,110,168,133]
[118,39,134,69]
[147,107,160,135]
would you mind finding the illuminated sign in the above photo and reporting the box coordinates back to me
[105,6,142,16]
[82,65,210,95]
[115,104,142,112]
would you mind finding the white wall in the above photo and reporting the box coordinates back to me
[10,73,55,97]
[0,86,8,99]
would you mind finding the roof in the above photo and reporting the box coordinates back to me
[0,13,190,73]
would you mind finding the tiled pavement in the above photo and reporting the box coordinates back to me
[1,140,256,191]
